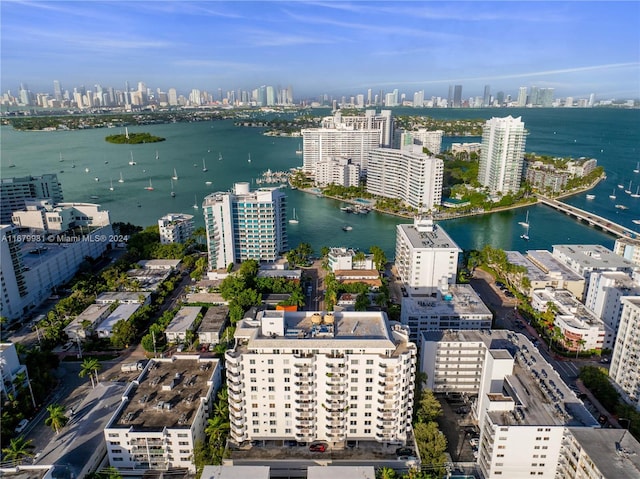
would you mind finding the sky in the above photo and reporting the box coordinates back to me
[2,1,639,100]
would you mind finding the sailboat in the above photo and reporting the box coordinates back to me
[625,180,633,194]
[631,186,640,198]
[202,158,208,172]
[118,172,124,183]
[155,150,159,160]
[518,211,530,227]
[520,223,530,241]
[219,152,223,161]
[289,208,299,224]
[295,144,302,155]
[609,189,617,199]
[634,162,639,174]
[128,151,137,166]
[172,168,178,181]
[71,161,76,168]
[193,195,199,210]
[109,179,114,191]
[59,152,64,162]
[170,179,176,197]
[247,153,252,163]
[145,179,154,191]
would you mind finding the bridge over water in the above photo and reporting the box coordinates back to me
[537,196,639,239]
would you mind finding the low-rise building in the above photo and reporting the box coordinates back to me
[0,343,28,398]
[11,201,110,233]
[165,306,202,343]
[201,465,270,479]
[327,247,374,271]
[401,284,492,343]
[95,291,152,305]
[197,305,229,346]
[96,303,141,338]
[104,356,222,473]
[531,288,614,352]
[64,303,112,340]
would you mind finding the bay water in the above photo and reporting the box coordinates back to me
[1,108,638,257]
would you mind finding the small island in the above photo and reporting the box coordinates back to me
[105,132,165,144]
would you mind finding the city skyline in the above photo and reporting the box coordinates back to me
[2,1,639,100]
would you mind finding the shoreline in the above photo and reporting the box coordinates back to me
[298,175,604,222]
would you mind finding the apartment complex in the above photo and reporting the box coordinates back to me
[0,173,64,224]
[477,116,527,194]
[11,200,111,232]
[395,217,460,290]
[301,110,393,176]
[327,247,374,271]
[314,157,360,188]
[614,237,640,268]
[609,297,640,410]
[158,213,194,244]
[104,356,222,473]
[421,330,600,479]
[225,310,416,447]
[584,271,640,335]
[366,145,444,211]
[203,182,287,270]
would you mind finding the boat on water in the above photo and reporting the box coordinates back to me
[631,186,640,198]
[85,167,90,173]
[71,162,75,168]
[129,151,137,166]
[342,225,353,231]
[202,158,208,172]
[624,180,633,194]
[609,189,617,199]
[118,172,124,183]
[295,144,302,155]
[520,220,530,240]
[205,181,212,185]
[615,204,628,210]
[170,179,176,197]
[145,179,154,191]
[289,208,299,224]
[94,177,99,182]
[248,153,252,163]
[618,183,624,189]
[219,152,223,161]
[90,195,99,200]
[155,151,159,160]
[586,194,595,200]
[109,179,114,191]
[632,219,640,225]
[518,211,530,227]
[634,162,639,174]
[172,168,178,181]
[340,205,354,213]
[8,163,16,168]
[193,195,199,210]
[59,152,64,162]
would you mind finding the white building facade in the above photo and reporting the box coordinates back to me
[366,146,444,211]
[584,271,640,335]
[314,157,360,187]
[158,213,194,244]
[609,297,640,410]
[477,116,527,194]
[225,310,416,447]
[203,183,287,270]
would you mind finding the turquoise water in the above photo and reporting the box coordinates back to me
[1,108,638,257]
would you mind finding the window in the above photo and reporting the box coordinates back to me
[250,368,256,374]
[364,429,371,434]
[268,359,273,365]
[366,377,373,383]
[268,368,274,374]
[249,359,255,364]
[365,369,373,374]
[366,360,373,365]
[283,368,290,374]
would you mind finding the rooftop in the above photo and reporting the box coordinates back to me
[553,244,636,270]
[96,291,151,303]
[402,284,492,317]
[201,465,270,479]
[568,428,640,479]
[137,259,181,269]
[97,303,140,332]
[533,288,607,330]
[510,250,583,282]
[198,305,228,332]
[109,357,218,431]
[397,219,461,251]
[166,306,202,335]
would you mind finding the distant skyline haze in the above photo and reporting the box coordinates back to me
[2,1,639,100]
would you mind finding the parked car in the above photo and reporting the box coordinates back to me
[395,447,414,456]
[309,442,328,452]
[15,419,29,434]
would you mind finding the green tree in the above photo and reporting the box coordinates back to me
[376,467,397,479]
[1,436,34,464]
[415,389,443,423]
[110,319,137,349]
[413,421,447,475]
[79,358,101,388]
[369,245,387,271]
[45,403,68,434]
[575,338,587,358]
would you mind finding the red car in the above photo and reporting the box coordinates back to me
[309,442,327,452]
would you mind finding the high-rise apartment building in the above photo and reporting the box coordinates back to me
[301,110,393,176]
[482,85,491,107]
[0,173,64,224]
[225,310,416,446]
[477,116,527,194]
[412,129,444,154]
[203,182,287,270]
[158,213,195,244]
[395,217,460,290]
[453,85,462,107]
[517,87,528,107]
[584,271,640,335]
[609,297,640,410]
[314,157,360,187]
[366,146,443,211]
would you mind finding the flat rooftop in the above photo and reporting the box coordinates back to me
[233,311,412,353]
[397,221,461,251]
[137,259,181,269]
[533,288,606,329]
[166,306,202,335]
[568,428,640,479]
[202,465,270,479]
[421,330,598,427]
[110,358,217,430]
[97,303,140,332]
[199,305,228,332]
[597,271,640,292]
[511,250,583,282]
[553,244,635,270]
[403,284,492,317]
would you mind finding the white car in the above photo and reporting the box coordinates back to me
[15,419,29,434]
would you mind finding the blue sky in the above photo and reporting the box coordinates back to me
[2,1,639,100]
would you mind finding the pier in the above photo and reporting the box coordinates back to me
[537,196,639,239]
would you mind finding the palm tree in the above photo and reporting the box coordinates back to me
[377,467,397,479]
[45,403,68,434]
[79,358,101,388]
[1,436,34,465]
[576,338,587,359]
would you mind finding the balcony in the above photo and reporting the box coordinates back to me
[228,390,243,402]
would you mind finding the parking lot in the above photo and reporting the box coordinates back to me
[435,393,479,463]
